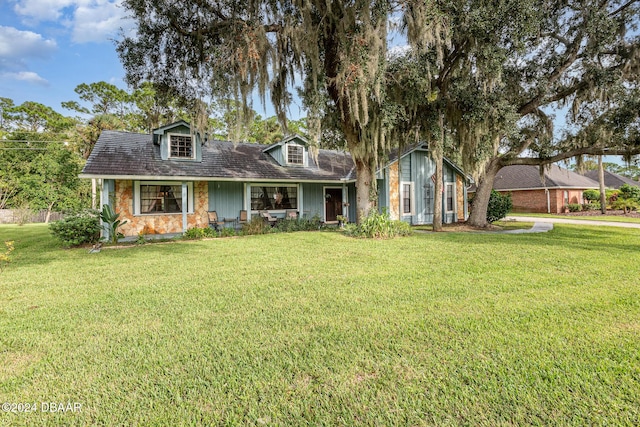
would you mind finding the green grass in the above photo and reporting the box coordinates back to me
[509,212,640,224]
[1,224,639,426]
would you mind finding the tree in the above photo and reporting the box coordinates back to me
[463,0,640,227]
[117,0,447,222]
[62,81,132,119]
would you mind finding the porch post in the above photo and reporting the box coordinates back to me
[182,182,188,234]
[298,184,304,218]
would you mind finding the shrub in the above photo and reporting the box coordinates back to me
[582,202,600,211]
[583,189,600,202]
[100,204,128,244]
[344,210,412,239]
[619,184,640,202]
[242,217,273,235]
[184,226,217,239]
[220,226,237,237]
[606,189,620,204]
[49,210,101,247]
[567,203,582,212]
[611,198,639,213]
[274,216,323,233]
[486,191,513,223]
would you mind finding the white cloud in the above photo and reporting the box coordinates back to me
[72,0,131,43]
[13,0,78,23]
[12,0,133,44]
[2,71,49,85]
[0,26,57,59]
[0,26,57,71]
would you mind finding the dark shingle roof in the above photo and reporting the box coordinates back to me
[81,130,356,182]
[582,170,639,189]
[493,164,599,190]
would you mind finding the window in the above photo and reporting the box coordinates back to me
[135,181,193,215]
[401,182,414,215]
[287,144,304,165]
[169,134,193,158]
[564,190,569,206]
[250,185,298,211]
[446,183,455,213]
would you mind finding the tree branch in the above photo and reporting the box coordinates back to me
[506,146,640,166]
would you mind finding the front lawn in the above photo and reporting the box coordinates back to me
[0,224,638,425]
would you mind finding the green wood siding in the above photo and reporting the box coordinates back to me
[208,181,244,222]
[301,183,324,219]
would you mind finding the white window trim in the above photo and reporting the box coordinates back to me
[445,182,455,214]
[285,142,306,166]
[248,183,300,214]
[167,132,195,160]
[400,181,415,216]
[134,181,194,215]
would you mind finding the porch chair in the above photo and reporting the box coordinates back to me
[237,210,248,228]
[285,209,298,220]
[208,211,225,231]
[260,210,278,226]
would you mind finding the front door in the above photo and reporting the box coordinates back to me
[324,188,343,222]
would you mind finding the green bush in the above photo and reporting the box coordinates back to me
[242,217,273,235]
[344,210,412,239]
[619,184,640,202]
[100,204,128,244]
[583,189,600,202]
[184,226,217,239]
[487,191,513,223]
[49,210,101,247]
[567,203,582,212]
[220,226,237,237]
[582,202,600,211]
[611,198,639,213]
[274,216,323,233]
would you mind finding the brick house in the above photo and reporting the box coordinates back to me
[486,164,599,213]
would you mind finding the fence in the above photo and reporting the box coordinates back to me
[0,209,65,224]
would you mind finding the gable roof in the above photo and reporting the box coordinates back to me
[493,164,599,191]
[581,170,639,189]
[383,143,471,182]
[81,130,356,182]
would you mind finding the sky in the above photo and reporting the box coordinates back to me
[0,0,137,115]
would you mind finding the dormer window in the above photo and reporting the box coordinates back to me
[169,134,193,159]
[287,144,304,165]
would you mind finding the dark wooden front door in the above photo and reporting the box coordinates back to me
[324,188,343,222]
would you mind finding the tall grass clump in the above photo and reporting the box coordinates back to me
[344,209,412,238]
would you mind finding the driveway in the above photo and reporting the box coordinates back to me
[505,216,640,229]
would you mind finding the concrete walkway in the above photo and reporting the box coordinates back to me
[497,221,554,234]
[505,216,640,229]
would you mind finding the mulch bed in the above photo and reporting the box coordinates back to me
[563,209,640,218]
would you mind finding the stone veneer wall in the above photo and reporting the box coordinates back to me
[114,180,209,236]
[388,162,399,220]
[456,175,465,221]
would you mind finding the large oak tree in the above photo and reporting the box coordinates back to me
[117,0,448,222]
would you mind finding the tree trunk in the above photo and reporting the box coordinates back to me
[354,156,377,223]
[598,155,607,214]
[468,158,502,227]
[432,113,444,231]
[45,202,54,224]
[432,152,443,231]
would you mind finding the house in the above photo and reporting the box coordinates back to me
[581,170,639,189]
[377,145,471,224]
[80,121,470,237]
[487,164,599,213]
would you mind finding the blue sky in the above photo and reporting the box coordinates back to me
[0,0,135,115]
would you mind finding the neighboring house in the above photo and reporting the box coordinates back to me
[80,121,470,237]
[487,164,599,213]
[581,170,639,189]
[378,144,471,224]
